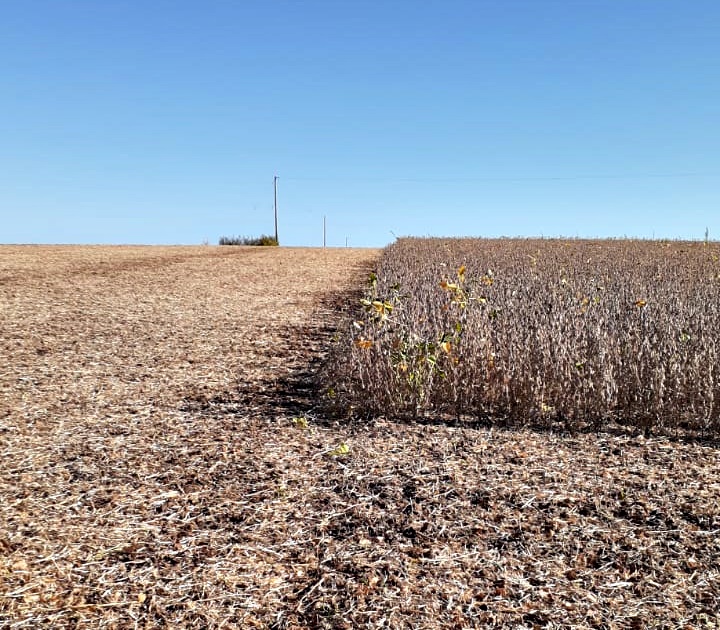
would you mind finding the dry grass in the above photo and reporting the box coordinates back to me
[1,244,719,628]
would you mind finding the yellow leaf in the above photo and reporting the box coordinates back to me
[138,593,147,604]
[329,443,350,456]
[441,281,459,291]
[355,339,373,349]
[635,299,647,308]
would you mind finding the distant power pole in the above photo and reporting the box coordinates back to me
[273,175,279,244]
[323,215,326,248]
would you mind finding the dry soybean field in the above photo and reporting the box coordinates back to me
[1,243,719,629]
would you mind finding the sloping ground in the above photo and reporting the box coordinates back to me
[1,245,718,629]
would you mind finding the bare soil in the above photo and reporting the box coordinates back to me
[1,245,718,629]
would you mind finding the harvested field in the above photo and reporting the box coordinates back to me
[1,244,719,628]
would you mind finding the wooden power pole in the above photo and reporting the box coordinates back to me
[273,175,279,244]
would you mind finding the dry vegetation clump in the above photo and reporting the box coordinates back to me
[1,244,719,628]
[325,237,720,436]
[219,235,279,246]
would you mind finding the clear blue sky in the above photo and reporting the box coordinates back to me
[2,1,718,246]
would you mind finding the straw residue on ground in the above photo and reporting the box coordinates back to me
[1,245,718,628]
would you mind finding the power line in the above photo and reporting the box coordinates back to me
[283,171,719,184]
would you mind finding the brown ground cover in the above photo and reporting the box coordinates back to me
[1,245,718,628]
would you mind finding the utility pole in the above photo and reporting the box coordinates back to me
[323,215,326,248]
[273,175,279,244]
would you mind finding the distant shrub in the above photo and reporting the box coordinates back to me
[219,235,279,246]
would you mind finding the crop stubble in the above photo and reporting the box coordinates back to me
[1,244,718,628]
